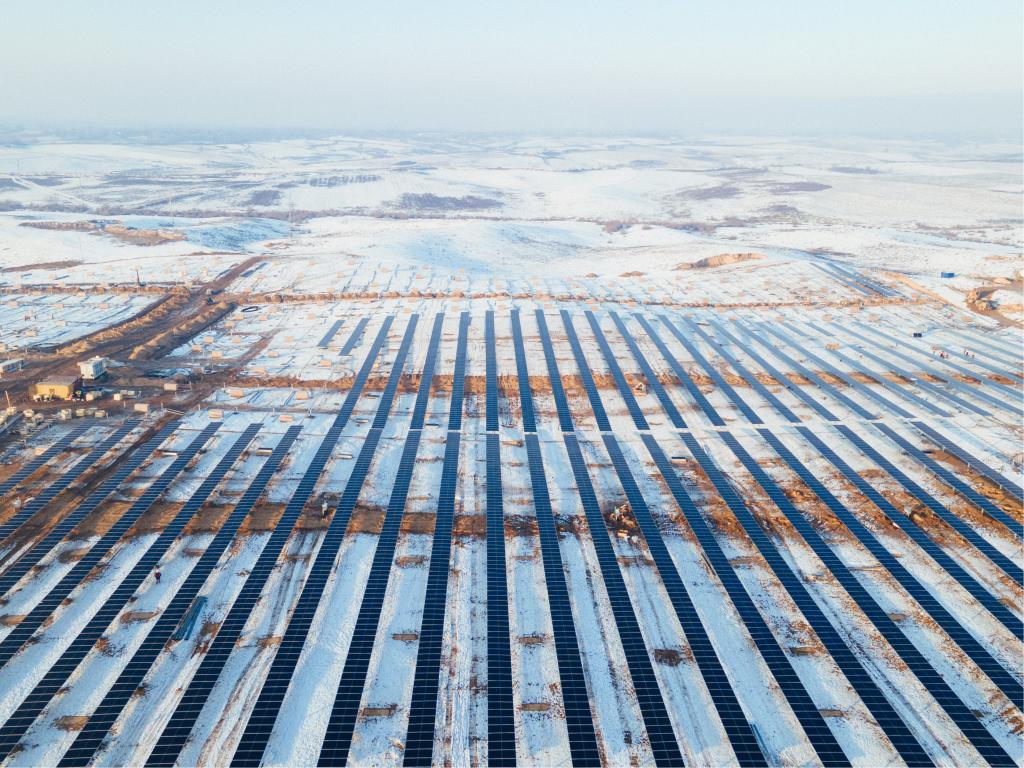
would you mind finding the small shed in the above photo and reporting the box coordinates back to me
[31,375,84,401]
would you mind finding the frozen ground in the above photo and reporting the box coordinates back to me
[0,134,1020,768]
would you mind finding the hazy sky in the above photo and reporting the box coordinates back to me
[3,1,1021,136]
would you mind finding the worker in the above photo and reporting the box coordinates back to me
[154,570,162,583]
[321,500,330,518]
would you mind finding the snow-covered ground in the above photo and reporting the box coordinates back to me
[0,135,1020,768]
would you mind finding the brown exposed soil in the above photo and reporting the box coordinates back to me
[673,253,765,271]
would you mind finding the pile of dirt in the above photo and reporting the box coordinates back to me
[673,253,765,271]
[102,225,186,246]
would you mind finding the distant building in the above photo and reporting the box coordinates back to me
[31,375,84,401]
[78,356,108,380]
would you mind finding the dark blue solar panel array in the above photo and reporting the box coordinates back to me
[317,319,344,348]
[732,322,876,420]
[606,311,686,429]
[147,318,396,767]
[580,310,649,430]
[662,316,762,424]
[0,422,179,599]
[705,318,839,422]
[0,422,220,671]
[719,431,1012,765]
[232,315,421,767]
[485,310,500,433]
[757,428,1024,707]
[757,323,915,418]
[911,421,1024,504]
[0,424,90,496]
[638,434,850,767]
[59,425,303,767]
[339,316,369,356]
[522,434,601,767]
[795,426,1024,639]
[685,319,800,423]
[600,435,765,765]
[632,314,725,426]
[510,309,537,434]
[678,432,944,766]
[562,434,684,766]
[557,309,611,432]
[873,423,1021,534]
[0,421,138,544]
[833,424,1021,587]
[484,310,515,767]
[404,312,469,766]
[0,421,233,758]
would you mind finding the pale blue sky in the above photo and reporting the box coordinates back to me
[2,1,1021,135]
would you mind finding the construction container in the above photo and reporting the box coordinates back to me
[940,272,956,278]
[134,403,150,413]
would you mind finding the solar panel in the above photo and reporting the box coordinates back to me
[0,424,90,496]
[317,319,344,348]
[0,421,138,544]
[873,423,1020,534]
[147,317,397,767]
[757,427,1023,708]
[832,424,1021,588]
[0,422,221,672]
[600,434,764,764]
[554,310,613,431]
[631,314,725,427]
[732,321,876,421]
[580,310,649,430]
[510,310,537,434]
[484,432,515,766]
[796,426,1023,639]
[0,422,179,599]
[944,329,1021,371]
[410,313,445,430]
[232,315,422,767]
[534,310,577,432]
[719,430,1010,764]
[911,421,1024,504]
[562,434,684,765]
[485,311,500,433]
[0,421,235,759]
[404,312,470,766]
[520,434,601,767]
[705,319,839,422]
[638,434,850,767]
[684,319,801,424]
[447,311,470,432]
[605,311,687,428]
[339,317,369,356]
[57,425,303,767]
[661,315,762,424]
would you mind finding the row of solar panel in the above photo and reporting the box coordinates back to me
[0,421,139,543]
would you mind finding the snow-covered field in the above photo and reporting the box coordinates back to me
[0,135,1020,767]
